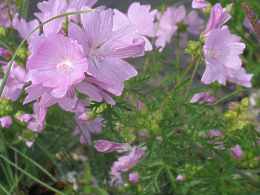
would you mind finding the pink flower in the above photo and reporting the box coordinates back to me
[95,140,131,153]
[111,147,145,185]
[207,129,224,138]
[74,111,104,145]
[204,3,231,35]
[190,92,216,104]
[34,0,67,35]
[128,172,139,184]
[155,5,186,51]
[68,0,97,10]
[192,0,209,9]
[202,26,252,87]
[0,116,12,128]
[176,175,186,182]
[16,113,33,123]
[113,2,157,51]
[13,14,39,40]
[69,9,144,99]
[184,11,204,35]
[26,33,88,99]
[0,2,16,27]
[230,145,244,160]
[1,64,26,101]
[67,0,97,23]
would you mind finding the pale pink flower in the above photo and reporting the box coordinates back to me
[0,116,12,128]
[176,175,186,182]
[190,92,216,104]
[34,0,67,35]
[204,3,231,35]
[95,140,131,153]
[111,147,145,185]
[184,11,204,35]
[192,0,209,9]
[207,129,224,138]
[74,113,104,145]
[113,2,157,51]
[202,26,252,87]
[16,113,33,123]
[0,2,16,27]
[1,64,26,101]
[26,90,79,132]
[26,33,88,99]
[69,9,144,99]
[128,172,139,184]
[155,5,186,51]
[67,0,97,23]
[13,14,39,40]
[230,145,244,160]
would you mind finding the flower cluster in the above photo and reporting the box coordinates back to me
[0,0,253,159]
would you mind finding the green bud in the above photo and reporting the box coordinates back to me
[185,40,203,58]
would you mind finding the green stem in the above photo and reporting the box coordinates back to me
[213,88,245,105]
[10,146,57,183]
[0,8,94,97]
[185,58,201,98]
[0,183,8,195]
[0,154,65,195]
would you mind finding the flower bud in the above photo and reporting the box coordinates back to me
[129,172,139,184]
[0,116,12,128]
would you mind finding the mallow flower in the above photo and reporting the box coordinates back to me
[74,112,104,145]
[69,9,145,99]
[26,33,89,99]
[128,172,140,184]
[13,14,39,40]
[1,64,26,101]
[0,116,12,128]
[204,3,231,35]
[66,0,97,23]
[230,145,244,160]
[113,2,157,51]
[110,147,145,185]
[34,0,68,35]
[0,1,16,27]
[202,26,252,87]
[190,92,216,104]
[95,139,131,153]
[155,5,186,51]
[192,0,209,9]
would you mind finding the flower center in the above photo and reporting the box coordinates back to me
[56,60,73,73]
